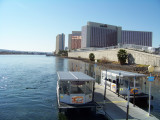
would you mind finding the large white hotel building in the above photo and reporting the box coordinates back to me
[81,22,152,48]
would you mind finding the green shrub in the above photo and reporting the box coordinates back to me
[100,57,109,63]
[117,49,128,65]
[97,59,101,63]
[97,57,109,63]
[136,64,149,67]
[89,53,95,61]
[58,50,68,56]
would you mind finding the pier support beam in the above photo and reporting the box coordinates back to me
[126,80,130,120]
[104,70,107,103]
[148,73,152,116]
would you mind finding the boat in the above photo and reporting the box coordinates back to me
[57,71,96,113]
[101,70,150,102]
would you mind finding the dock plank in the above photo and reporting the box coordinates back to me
[94,83,158,120]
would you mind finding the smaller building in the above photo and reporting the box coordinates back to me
[56,33,65,54]
[68,34,72,50]
[68,31,81,50]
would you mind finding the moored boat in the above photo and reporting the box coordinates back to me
[101,70,151,103]
[57,71,96,113]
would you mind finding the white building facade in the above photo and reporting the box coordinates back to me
[56,33,65,54]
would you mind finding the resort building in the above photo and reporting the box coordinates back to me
[68,34,72,50]
[56,33,65,54]
[121,30,152,46]
[68,31,81,50]
[81,22,152,48]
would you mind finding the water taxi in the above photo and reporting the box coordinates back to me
[101,70,149,102]
[57,71,96,112]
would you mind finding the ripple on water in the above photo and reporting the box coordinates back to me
[0,55,58,120]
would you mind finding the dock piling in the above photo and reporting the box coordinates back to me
[133,76,136,107]
[126,80,130,120]
[148,73,152,116]
[104,70,107,100]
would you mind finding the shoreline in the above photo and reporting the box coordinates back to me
[60,56,160,79]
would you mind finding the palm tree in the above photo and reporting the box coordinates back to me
[117,49,128,65]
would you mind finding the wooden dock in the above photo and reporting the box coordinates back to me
[94,83,158,120]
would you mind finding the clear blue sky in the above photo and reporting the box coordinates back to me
[0,0,160,52]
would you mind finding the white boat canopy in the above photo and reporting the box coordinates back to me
[103,70,146,80]
[57,71,95,81]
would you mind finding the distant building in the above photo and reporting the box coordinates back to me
[121,30,152,46]
[68,31,81,50]
[81,21,152,48]
[71,31,81,50]
[65,47,68,51]
[68,34,72,50]
[56,33,65,54]
[81,22,121,48]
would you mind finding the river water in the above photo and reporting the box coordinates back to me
[0,55,159,120]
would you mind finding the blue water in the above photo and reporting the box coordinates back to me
[0,55,69,120]
[0,55,160,120]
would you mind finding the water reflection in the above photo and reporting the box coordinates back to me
[55,57,69,72]
[68,59,102,84]
[67,58,160,119]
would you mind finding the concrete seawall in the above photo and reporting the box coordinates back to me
[68,48,160,66]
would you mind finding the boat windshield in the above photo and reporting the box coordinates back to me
[59,81,70,94]
[130,81,140,87]
[85,81,93,94]
[120,78,140,88]
[71,81,93,94]
[59,81,93,94]
[71,81,85,94]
